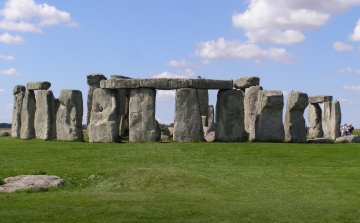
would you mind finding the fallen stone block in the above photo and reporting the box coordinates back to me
[0,175,64,193]
[307,138,333,143]
[335,135,360,143]
[26,81,51,90]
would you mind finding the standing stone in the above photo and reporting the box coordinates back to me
[215,90,247,142]
[308,103,323,138]
[196,77,209,124]
[254,90,284,142]
[173,88,204,142]
[11,85,26,138]
[244,86,261,140]
[119,115,126,136]
[110,75,131,116]
[88,88,119,142]
[284,91,309,142]
[20,90,36,139]
[322,101,341,140]
[34,90,55,140]
[56,90,84,141]
[207,105,214,132]
[87,73,107,128]
[129,88,158,142]
[53,98,60,139]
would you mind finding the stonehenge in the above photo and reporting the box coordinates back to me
[10,75,345,143]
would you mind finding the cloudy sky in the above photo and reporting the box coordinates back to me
[0,0,359,126]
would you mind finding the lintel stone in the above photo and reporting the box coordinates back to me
[100,79,140,89]
[308,95,332,103]
[140,78,189,89]
[13,85,26,95]
[26,81,51,90]
[233,76,260,89]
[188,78,233,89]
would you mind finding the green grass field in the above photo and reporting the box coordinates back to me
[1,136,360,222]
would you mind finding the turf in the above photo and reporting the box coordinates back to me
[1,136,360,222]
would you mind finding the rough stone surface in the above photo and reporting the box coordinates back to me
[56,90,84,141]
[284,91,309,142]
[34,90,55,140]
[110,75,130,117]
[322,101,341,140]
[215,89,247,142]
[198,89,209,123]
[207,105,214,133]
[205,131,215,142]
[244,86,261,140]
[13,85,25,95]
[87,73,107,127]
[89,88,119,142]
[233,76,260,89]
[308,103,323,138]
[26,81,51,90]
[0,131,10,136]
[254,90,284,142]
[168,126,174,138]
[53,98,60,139]
[308,95,332,103]
[11,92,25,138]
[100,79,140,89]
[161,135,169,141]
[173,88,204,142]
[119,115,126,136]
[188,79,233,89]
[335,135,360,143]
[20,90,36,139]
[129,88,158,142]
[307,138,333,143]
[0,175,64,192]
[140,78,189,89]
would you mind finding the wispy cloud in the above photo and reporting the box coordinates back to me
[0,54,15,60]
[343,85,360,91]
[338,98,355,106]
[167,59,193,67]
[0,89,6,92]
[0,32,24,44]
[156,90,175,101]
[0,68,21,76]
[335,66,360,74]
[332,41,353,51]
[152,69,195,78]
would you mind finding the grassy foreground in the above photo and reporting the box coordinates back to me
[1,137,360,222]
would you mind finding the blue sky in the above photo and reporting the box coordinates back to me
[0,0,360,127]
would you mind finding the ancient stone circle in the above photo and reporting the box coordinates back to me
[10,74,343,143]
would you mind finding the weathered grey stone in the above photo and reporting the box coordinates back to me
[26,81,51,90]
[110,75,131,117]
[215,89,247,142]
[284,91,309,143]
[89,88,119,142]
[233,76,260,89]
[20,90,36,139]
[173,88,204,142]
[140,78,189,89]
[161,135,169,141]
[100,79,140,89]
[119,115,126,136]
[322,101,341,140]
[308,103,323,139]
[87,73,107,127]
[34,90,55,140]
[207,105,214,133]
[56,90,83,141]
[168,126,174,138]
[201,116,207,127]
[205,131,215,142]
[244,86,261,141]
[129,88,158,142]
[0,175,63,193]
[155,119,161,141]
[307,138,333,143]
[0,131,10,137]
[11,92,24,138]
[254,90,284,142]
[335,135,360,143]
[198,89,209,122]
[188,79,233,89]
[308,95,332,103]
[52,98,60,139]
[13,85,25,95]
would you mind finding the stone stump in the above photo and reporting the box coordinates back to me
[254,90,284,142]
[284,91,308,142]
[129,88,158,142]
[308,103,323,138]
[322,101,341,140]
[173,88,204,142]
[20,90,36,139]
[88,88,119,142]
[215,89,246,142]
[87,73,107,128]
[56,90,84,141]
[34,90,55,140]
[244,86,261,140]
[11,85,26,138]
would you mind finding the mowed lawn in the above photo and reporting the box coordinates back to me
[1,136,360,222]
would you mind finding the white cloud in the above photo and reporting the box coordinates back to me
[348,19,360,41]
[0,32,24,44]
[195,38,295,63]
[0,67,20,76]
[156,90,175,101]
[245,29,305,44]
[336,66,360,74]
[333,41,354,51]
[152,69,195,78]
[0,89,5,92]
[338,98,355,106]
[0,54,14,60]
[343,85,360,91]
[167,60,193,67]
[0,0,77,33]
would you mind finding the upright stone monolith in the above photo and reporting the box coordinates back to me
[88,88,119,142]
[322,101,341,140]
[56,90,84,141]
[207,105,214,132]
[87,73,107,128]
[284,91,309,142]
[129,88,158,142]
[11,85,26,138]
[196,77,209,125]
[254,90,284,142]
[53,98,60,139]
[20,90,36,139]
[215,90,246,142]
[173,88,204,142]
[308,103,323,138]
[244,86,261,140]
[34,90,55,140]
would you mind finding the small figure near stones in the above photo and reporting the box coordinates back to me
[348,124,354,135]
[341,124,348,137]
